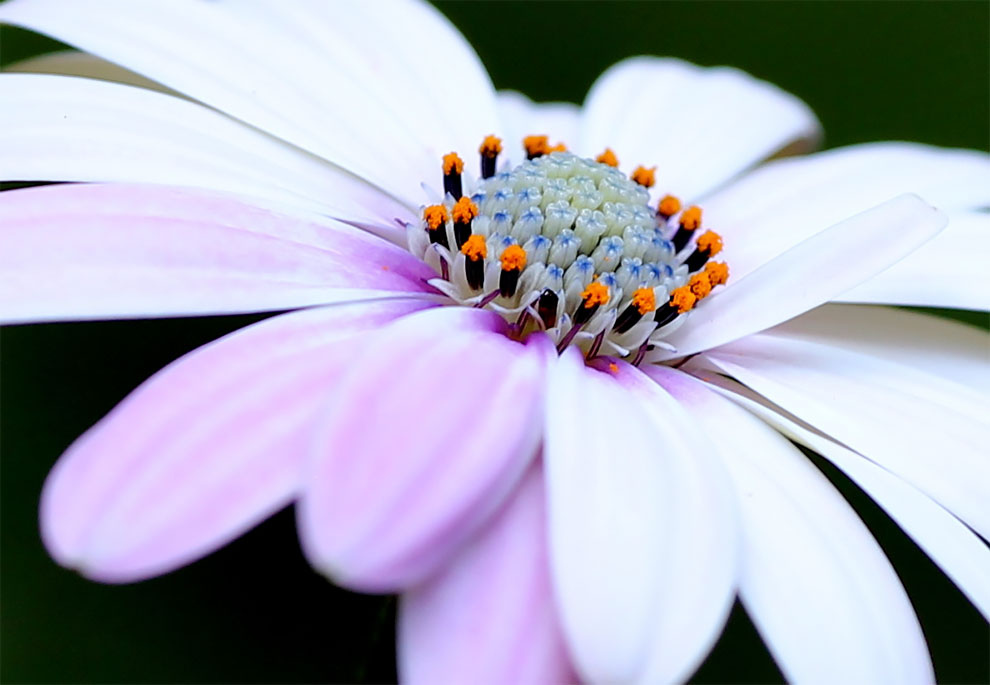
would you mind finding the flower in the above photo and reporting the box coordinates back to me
[1,1,988,683]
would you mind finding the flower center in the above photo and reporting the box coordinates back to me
[408,137,729,362]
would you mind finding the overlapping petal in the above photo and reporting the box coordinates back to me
[298,308,546,592]
[696,372,990,620]
[703,142,990,290]
[703,334,990,538]
[398,464,576,685]
[41,299,431,583]
[647,366,934,684]
[0,0,499,204]
[579,57,821,202]
[0,74,412,228]
[768,304,990,393]
[0,183,437,323]
[544,351,737,684]
[652,194,947,360]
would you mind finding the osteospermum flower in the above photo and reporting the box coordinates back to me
[2,0,988,682]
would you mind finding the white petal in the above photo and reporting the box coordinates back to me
[643,365,933,684]
[0,74,413,230]
[3,49,169,91]
[836,211,990,309]
[579,57,821,202]
[655,194,948,360]
[768,304,990,393]
[702,334,990,538]
[496,91,581,163]
[695,371,990,621]
[0,0,499,203]
[704,142,990,283]
[544,352,737,684]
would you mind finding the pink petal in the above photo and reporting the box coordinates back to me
[42,299,431,583]
[0,183,437,323]
[398,464,577,685]
[298,310,548,591]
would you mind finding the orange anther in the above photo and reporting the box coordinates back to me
[547,142,568,153]
[608,362,619,374]
[499,244,527,272]
[630,165,656,188]
[451,196,479,224]
[460,234,487,261]
[631,287,657,315]
[679,206,702,230]
[442,152,464,175]
[523,135,550,158]
[704,261,730,287]
[670,286,697,314]
[688,273,713,300]
[696,230,723,257]
[423,204,449,230]
[580,281,610,308]
[479,135,503,157]
[658,194,681,217]
[596,148,619,167]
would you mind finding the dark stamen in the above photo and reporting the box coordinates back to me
[671,226,693,253]
[613,303,644,334]
[537,289,559,328]
[654,302,679,328]
[685,247,711,272]
[454,221,472,250]
[465,257,485,290]
[428,227,449,249]
[499,269,520,298]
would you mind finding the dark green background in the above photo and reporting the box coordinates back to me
[1,1,988,682]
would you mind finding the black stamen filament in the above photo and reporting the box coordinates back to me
[654,302,679,328]
[428,226,449,249]
[537,289,559,329]
[613,304,644,335]
[499,268,521,297]
[685,247,711,272]
[671,226,694,253]
[465,255,485,290]
[444,171,462,200]
[481,154,497,179]
[454,220,472,250]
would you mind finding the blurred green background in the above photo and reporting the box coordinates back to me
[1,1,987,683]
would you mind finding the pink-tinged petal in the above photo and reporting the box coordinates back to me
[398,464,577,685]
[701,334,990,538]
[42,299,431,583]
[653,194,947,361]
[646,366,933,684]
[0,183,438,324]
[836,211,989,309]
[496,91,581,162]
[697,372,990,621]
[298,308,546,592]
[544,351,737,684]
[769,304,990,393]
[0,74,414,232]
[0,0,498,205]
[703,142,990,284]
[579,57,821,203]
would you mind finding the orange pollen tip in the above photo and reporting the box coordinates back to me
[523,135,550,156]
[658,194,682,216]
[547,142,568,153]
[596,148,619,167]
[680,206,703,230]
[499,245,527,271]
[631,288,657,315]
[442,152,464,175]
[423,204,449,230]
[479,135,503,157]
[688,273,713,300]
[451,196,479,223]
[630,165,656,188]
[704,261,730,287]
[580,281,610,308]
[460,234,487,261]
[608,362,619,374]
[697,230,723,256]
[670,286,697,314]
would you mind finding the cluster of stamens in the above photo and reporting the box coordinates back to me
[408,136,728,361]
